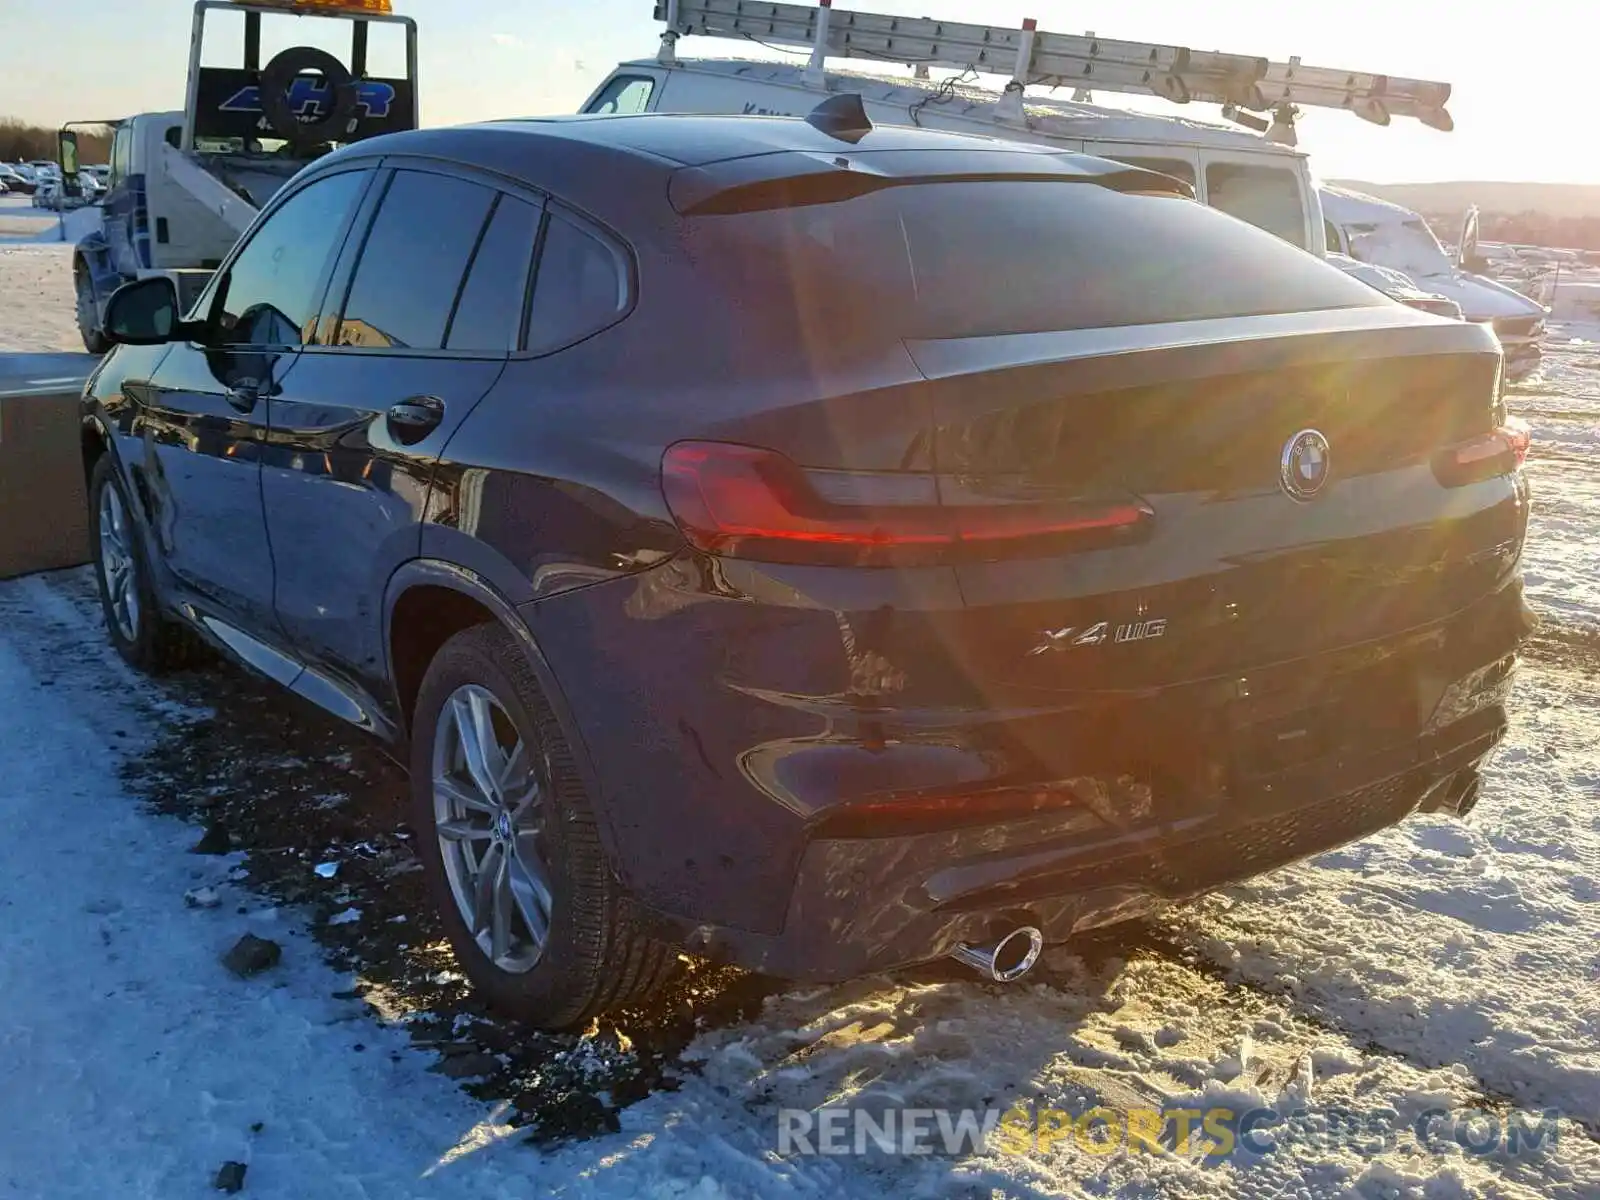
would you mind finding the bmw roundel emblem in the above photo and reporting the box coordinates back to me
[1280,429,1332,501]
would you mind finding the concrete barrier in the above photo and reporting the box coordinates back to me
[0,356,96,580]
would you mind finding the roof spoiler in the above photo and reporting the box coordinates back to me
[669,146,1193,216]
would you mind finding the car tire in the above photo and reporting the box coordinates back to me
[75,262,110,356]
[409,622,678,1029]
[88,456,205,672]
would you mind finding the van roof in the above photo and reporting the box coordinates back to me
[628,58,1306,157]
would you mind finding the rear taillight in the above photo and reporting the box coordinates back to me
[1434,417,1531,487]
[661,441,1152,566]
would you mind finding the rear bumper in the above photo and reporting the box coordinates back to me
[679,697,1509,980]
[625,579,1531,981]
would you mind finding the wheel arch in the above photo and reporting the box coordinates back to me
[382,560,619,862]
[74,233,117,294]
[80,415,110,484]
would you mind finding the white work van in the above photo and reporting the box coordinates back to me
[583,59,1326,253]
[581,0,1457,261]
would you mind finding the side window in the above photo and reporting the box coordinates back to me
[1205,162,1307,248]
[336,170,496,351]
[586,75,656,115]
[446,195,542,353]
[213,170,367,348]
[110,127,133,185]
[525,211,629,355]
[1110,156,1195,187]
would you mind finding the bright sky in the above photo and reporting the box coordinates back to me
[2,0,1590,184]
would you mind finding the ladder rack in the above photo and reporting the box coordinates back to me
[653,0,1453,133]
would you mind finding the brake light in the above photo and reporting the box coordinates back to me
[1434,417,1531,487]
[661,441,1152,566]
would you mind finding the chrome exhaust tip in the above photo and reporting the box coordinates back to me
[950,926,1044,983]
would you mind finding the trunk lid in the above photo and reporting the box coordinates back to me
[909,308,1522,693]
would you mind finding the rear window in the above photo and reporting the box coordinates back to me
[686,180,1381,344]
[1205,163,1307,248]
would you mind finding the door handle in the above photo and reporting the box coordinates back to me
[224,383,260,412]
[386,395,445,445]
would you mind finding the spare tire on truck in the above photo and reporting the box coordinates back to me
[258,46,361,151]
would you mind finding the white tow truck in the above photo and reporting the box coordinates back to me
[69,0,419,353]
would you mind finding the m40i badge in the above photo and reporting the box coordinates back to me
[1029,618,1168,656]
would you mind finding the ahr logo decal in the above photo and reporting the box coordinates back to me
[220,79,398,120]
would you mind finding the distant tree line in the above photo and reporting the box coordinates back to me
[1479,213,1600,255]
[0,117,111,166]
[1423,207,1600,256]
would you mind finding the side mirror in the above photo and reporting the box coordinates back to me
[105,276,184,345]
[59,130,80,178]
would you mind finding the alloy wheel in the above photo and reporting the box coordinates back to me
[97,483,141,642]
[431,684,555,974]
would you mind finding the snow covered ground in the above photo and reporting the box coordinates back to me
[0,200,84,353]
[0,260,1597,1198]
[0,195,100,246]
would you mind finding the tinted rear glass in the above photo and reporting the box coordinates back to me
[686,181,1378,343]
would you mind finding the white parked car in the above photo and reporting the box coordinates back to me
[1326,253,1464,320]
[34,172,100,211]
[33,176,62,210]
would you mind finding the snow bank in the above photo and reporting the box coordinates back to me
[4,568,1599,1198]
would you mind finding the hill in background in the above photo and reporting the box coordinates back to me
[1331,181,1600,221]
[1330,181,1600,253]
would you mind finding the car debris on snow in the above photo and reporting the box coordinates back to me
[430,1050,502,1079]
[184,886,222,909]
[221,934,282,978]
[191,821,231,855]
[212,1160,247,1193]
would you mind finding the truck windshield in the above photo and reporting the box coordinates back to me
[687,179,1379,344]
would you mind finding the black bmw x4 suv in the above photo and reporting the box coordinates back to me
[83,107,1532,1027]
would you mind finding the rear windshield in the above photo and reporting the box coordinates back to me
[685,180,1380,343]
